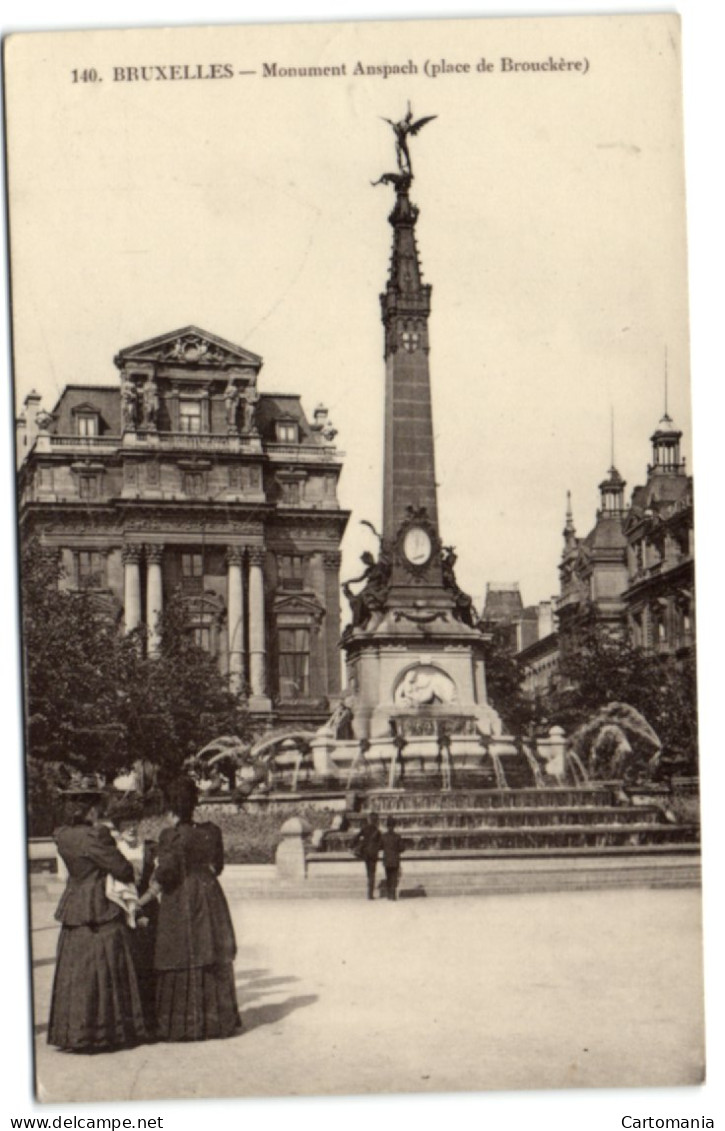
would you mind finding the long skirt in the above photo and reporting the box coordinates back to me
[48,919,147,1052]
[155,962,241,1042]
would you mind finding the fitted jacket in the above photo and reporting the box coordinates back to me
[380,830,405,868]
[352,822,383,861]
[54,823,134,927]
[153,822,237,971]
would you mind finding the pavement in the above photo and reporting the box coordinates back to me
[30,881,705,1103]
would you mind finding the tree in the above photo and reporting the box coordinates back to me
[116,595,252,788]
[545,618,698,770]
[21,542,129,775]
[481,627,534,734]
[20,541,254,795]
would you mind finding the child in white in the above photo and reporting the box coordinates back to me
[103,819,141,928]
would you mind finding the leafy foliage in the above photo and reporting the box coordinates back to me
[21,541,254,802]
[481,628,534,734]
[481,613,697,774]
[548,619,698,771]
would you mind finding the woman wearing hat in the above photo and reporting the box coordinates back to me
[152,776,241,1042]
[47,793,147,1052]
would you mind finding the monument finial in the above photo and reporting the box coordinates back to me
[374,103,437,187]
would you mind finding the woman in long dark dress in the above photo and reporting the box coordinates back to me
[154,777,241,1042]
[105,800,159,1034]
[48,795,147,1052]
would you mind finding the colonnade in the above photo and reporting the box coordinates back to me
[121,542,266,696]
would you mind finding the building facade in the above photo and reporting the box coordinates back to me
[17,325,349,726]
[515,407,695,696]
[621,413,694,657]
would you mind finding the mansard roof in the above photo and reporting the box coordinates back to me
[482,584,524,623]
[628,473,692,519]
[257,394,316,442]
[586,517,628,551]
[49,385,121,435]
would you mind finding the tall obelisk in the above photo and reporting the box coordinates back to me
[340,108,499,743]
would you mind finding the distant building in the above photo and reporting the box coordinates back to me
[621,413,694,657]
[513,404,695,698]
[481,582,539,652]
[556,463,630,640]
[17,325,349,727]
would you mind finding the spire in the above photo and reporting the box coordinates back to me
[650,350,684,474]
[610,405,615,469]
[664,346,669,417]
[377,111,439,548]
[380,180,431,361]
[563,490,577,550]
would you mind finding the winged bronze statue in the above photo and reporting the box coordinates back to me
[381,103,437,177]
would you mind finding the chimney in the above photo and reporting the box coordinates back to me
[18,390,42,464]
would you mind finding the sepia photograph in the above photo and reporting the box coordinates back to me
[2,5,721,1124]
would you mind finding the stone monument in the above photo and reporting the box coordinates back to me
[313,108,506,783]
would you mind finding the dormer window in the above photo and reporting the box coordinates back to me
[77,414,99,437]
[276,420,298,444]
[179,400,202,434]
[72,403,101,437]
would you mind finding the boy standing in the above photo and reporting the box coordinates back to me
[351,812,383,900]
[380,816,405,901]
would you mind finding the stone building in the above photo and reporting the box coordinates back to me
[556,464,630,640]
[17,325,349,727]
[621,412,694,657]
[480,582,539,653]
[516,405,695,696]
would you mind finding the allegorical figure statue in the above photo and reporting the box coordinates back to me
[441,545,476,628]
[342,548,392,632]
[141,376,159,428]
[121,378,138,430]
[224,378,240,430]
[241,389,259,434]
[381,102,437,178]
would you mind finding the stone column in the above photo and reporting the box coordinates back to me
[145,544,164,656]
[323,551,343,696]
[123,546,142,633]
[247,547,269,707]
[226,547,244,694]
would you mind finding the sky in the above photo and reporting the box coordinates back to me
[4,13,692,610]
[1,4,723,1130]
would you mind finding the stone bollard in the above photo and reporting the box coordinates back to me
[538,725,567,783]
[275,816,311,881]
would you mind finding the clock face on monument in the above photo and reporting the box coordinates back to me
[403,526,432,566]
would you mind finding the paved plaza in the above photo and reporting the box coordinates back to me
[30,883,705,1103]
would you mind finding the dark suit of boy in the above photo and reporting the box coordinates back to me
[380,829,405,900]
[352,820,383,899]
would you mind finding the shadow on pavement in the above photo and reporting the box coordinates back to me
[241,994,318,1032]
[235,971,302,1005]
[399,885,428,899]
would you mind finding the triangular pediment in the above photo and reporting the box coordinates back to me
[70,401,103,414]
[115,326,263,371]
[273,593,326,621]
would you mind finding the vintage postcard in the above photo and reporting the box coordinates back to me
[4,12,708,1109]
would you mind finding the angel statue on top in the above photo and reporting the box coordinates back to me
[382,103,437,177]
